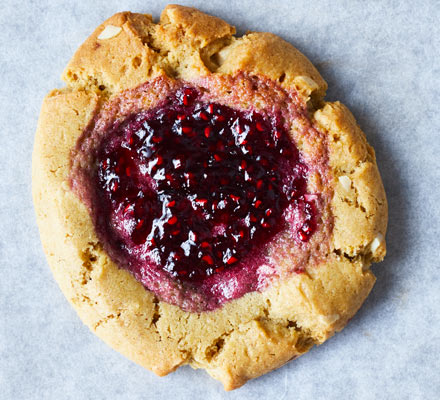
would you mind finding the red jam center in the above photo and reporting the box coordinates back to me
[89,86,316,309]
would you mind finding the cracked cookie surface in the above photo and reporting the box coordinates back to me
[32,5,387,390]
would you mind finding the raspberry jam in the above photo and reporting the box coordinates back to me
[75,81,320,311]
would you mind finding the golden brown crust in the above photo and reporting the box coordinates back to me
[33,5,387,390]
[216,32,327,100]
[315,102,387,261]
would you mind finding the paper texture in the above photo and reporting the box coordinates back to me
[1,0,439,398]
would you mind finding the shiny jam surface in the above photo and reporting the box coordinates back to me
[83,85,318,311]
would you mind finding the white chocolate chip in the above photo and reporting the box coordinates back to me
[294,75,319,92]
[215,46,231,65]
[326,314,340,324]
[370,233,384,254]
[338,175,352,191]
[98,25,122,40]
[319,314,340,325]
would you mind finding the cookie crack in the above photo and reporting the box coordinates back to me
[79,241,100,285]
[94,312,121,330]
[338,180,375,221]
[203,328,235,362]
[150,297,161,327]
[333,248,356,262]
[332,247,376,269]
[199,37,234,72]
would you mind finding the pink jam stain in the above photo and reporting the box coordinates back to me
[72,81,322,312]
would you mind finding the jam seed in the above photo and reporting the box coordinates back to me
[182,89,193,106]
[261,220,270,228]
[165,174,174,182]
[226,256,238,265]
[168,216,178,225]
[202,255,214,265]
[302,222,312,233]
[298,230,309,241]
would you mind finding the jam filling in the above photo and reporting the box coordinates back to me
[78,82,320,311]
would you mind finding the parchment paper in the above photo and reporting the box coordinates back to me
[1,0,439,398]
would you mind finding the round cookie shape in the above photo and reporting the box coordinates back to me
[33,5,387,390]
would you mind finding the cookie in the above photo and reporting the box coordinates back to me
[32,5,387,390]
